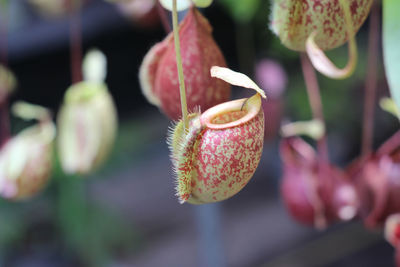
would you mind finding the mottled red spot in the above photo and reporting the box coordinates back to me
[305,15,312,26]
[326,2,333,14]
[333,1,341,14]
[213,178,221,187]
[350,1,359,16]
[302,0,309,12]
[178,161,192,175]
[230,157,241,170]
[323,20,334,37]
[181,193,190,201]
[313,0,323,12]
[295,14,303,25]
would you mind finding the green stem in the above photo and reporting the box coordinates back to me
[172,0,188,129]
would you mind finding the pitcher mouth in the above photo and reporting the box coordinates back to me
[200,94,261,130]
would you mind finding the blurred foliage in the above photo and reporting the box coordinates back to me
[57,173,141,266]
[218,0,261,23]
[54,118,147,266]
[0,203,25,250]
[0,118,149,266]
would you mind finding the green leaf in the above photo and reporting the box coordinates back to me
[383,0,400,113]
[218,0,261,23]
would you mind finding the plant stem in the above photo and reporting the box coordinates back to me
[172,0,188,129]
[69,0,83,84]
[300,53,329,161]
[361,4,379,156]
